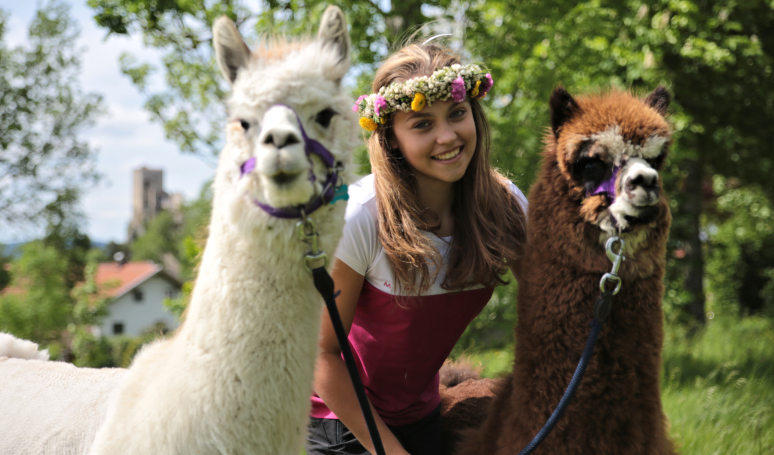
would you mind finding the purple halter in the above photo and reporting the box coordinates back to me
[587,166,620,202]
[239,104,344,219]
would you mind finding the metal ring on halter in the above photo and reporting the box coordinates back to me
[605,236,625,275]
[599,273,622,294]
[296,214,328,272]
[304,252,328,272]
[599,236,625,294]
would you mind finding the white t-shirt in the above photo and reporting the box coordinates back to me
[335,174,528,296]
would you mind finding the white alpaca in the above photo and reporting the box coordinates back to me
[0,6,357,454]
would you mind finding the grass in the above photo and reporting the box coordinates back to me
[661,316,774,454]
[455,316,774,454]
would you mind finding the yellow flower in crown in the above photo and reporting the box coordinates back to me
[359,117,378,131]
[411,93,426,111]
[470,80,482,98]
[352,64,494,131]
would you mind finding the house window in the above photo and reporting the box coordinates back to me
[164,288,177,299]
[113,323,124,335]
[134,289,144,302]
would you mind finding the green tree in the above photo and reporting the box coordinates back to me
[89,0,774,326]
[704,177,774,317]
[163,180,212,318]
[0,241,71,347]
[0,1,104,228]
[40,189,94,289]
[463,0,774,323]
[130,210,180,263]
[177,180,212,281]
[0,244,11,291]
[87,0,431,160]
[68,259,115,367]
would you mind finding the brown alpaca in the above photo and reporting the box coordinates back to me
[448,87,676,455]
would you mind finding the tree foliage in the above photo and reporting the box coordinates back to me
[87,0,774,325]
[463,0,774,323]
[0,241,120,363]
[0,241,71,345]
[129,210,180,263]
[705,177,774,318]
[0,1,104,228]
[87,0,430,159]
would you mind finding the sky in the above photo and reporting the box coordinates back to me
[1,0,216,245]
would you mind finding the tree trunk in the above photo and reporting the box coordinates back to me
[683,158,706,324]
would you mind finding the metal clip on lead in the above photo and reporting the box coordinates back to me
[297,214,328,273]
[599,236,625,295]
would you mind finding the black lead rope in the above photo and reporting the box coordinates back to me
[311,268,613,455]
[312,266,387,455]
[307,222,622,455]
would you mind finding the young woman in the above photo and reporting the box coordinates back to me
[307,43,528,455]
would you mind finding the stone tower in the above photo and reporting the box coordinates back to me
[127,167,182,242]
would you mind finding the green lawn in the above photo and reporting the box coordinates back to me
[458,316,774,454]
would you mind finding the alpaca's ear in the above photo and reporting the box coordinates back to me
[213,16,251,85]
[317,6,350,82]
[644,86,671,117]
[549,85,580,138]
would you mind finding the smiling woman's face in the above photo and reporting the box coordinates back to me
[391,99,477,186]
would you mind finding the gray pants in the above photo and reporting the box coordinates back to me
[305,405,442,455]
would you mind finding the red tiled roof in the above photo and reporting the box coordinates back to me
[95,261,165,298]
[1,261,181,299]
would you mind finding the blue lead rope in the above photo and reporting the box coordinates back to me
[517,286,615,454]
[516,239,622,453]
[517,317,604,455]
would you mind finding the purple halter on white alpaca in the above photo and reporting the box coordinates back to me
[239,104,347,219]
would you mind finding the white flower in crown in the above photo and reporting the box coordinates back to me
[352,63,494,131]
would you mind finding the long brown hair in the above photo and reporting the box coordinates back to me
[368,43,527,295]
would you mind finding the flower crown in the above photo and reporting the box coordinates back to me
[353,63,493,131]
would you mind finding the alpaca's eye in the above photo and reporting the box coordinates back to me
[315,108,337,128]
[574,158,606,184]
[583,160,606,182]
[240,120,250,131]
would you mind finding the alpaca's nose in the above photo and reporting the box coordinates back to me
[261,128,301,149]
[625,173,658,192]
[624,164,660,206]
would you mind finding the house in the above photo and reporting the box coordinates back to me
[95,261,182,337]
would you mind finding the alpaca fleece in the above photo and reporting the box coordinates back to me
[439,378,497,455]
[0,7,357,455]
[452,87,676,455]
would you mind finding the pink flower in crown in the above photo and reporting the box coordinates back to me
[451,76,466,103]
[374,95,388,116]
[352,95,368,112]
[480,73,494,95]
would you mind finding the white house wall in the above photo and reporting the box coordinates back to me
[99,275,181,337]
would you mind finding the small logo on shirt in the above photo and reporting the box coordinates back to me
[383,281,391,289]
